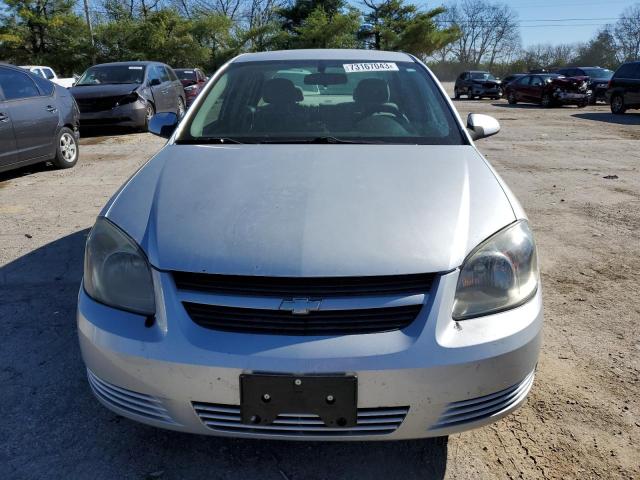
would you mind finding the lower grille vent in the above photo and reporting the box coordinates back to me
[87,369,176,424]
[430,371,534,430]
[193,403,409,437]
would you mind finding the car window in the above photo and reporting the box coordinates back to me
[32,75,55,96]
[77,65,146,85]
[0,68,41,100]
[43,68,55,80]
[181,59,465,145]
[470,72,496,81]
[530,77,543,86]
[158,66,171,83]
[166,67,178,82]
[518,76,530,85]
[614,63,639,79]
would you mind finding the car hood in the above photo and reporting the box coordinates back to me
[69,83,140,99]
[473,79,500,85]
[103,145,516,276]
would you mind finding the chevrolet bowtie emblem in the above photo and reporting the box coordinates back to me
[279,298,322,315]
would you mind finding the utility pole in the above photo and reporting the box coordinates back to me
[82,0,96,63]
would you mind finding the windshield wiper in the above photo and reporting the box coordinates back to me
[175,137,246,145]
[259,136,381,144]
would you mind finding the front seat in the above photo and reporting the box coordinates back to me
[253,78,306,133]
[352,78,400,118]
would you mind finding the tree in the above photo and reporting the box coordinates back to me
[293,6,359,48]
[574,27,618,69]
[614,4,640,62]
[279,0,345,31]
[360,0,459,57]
[438,0,520,67]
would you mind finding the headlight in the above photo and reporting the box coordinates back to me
[184,85,197,92]
[452,220,538,320]
[84,217,155,315]
[115,92,139,107]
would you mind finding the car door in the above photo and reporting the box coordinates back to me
[514,76,530,101]
[0,67,59,162]
[629,63,640,106]
[528,76,544,103]
[165,66,182,111]
[0,86,19,168]
[147,65,169,112]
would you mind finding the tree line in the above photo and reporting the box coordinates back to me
[0,0,639,78]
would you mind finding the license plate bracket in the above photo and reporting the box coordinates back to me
[240,374,357,428]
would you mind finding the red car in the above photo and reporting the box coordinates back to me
[504,73,590,108]
[174,68,208,107]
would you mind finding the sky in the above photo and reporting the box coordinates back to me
[505,0,638,47]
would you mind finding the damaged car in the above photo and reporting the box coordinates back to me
[505,73,590,108]
[454,71,502,100]
[70,61,186,130]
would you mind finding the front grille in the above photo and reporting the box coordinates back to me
[76,96,120,112]
[172,272,435,298]
[87,369,177,424]
[483,82,497,89]
[430,371,535,430]
[184,303,422,335]
[193,402,408,437]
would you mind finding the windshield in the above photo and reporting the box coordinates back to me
[470,72,496,81]
[76,65,146,85]
[178,60,464,145]
[583,68,613,79]
[176,69,197,81]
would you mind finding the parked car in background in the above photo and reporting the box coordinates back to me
[70,61,186,130]
[499,74,526,96]
[606,61,640,115]
[556,67,613,103]
[78,49,542,441]
[20,65,76,88]
[174,68,208,107]
[505,73,590,108]
[454,71,502,99]
[0,63,79,173]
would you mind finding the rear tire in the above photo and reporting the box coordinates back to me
[507,92,517,105]
[177,97,185,119]
[51,127,78,169]
[541,94,553,108]
[454,88,460,100]
[610,94,626,115]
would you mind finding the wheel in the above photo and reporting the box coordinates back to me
[541,93,553,108]
[610,94,626,115]
[143,102,155,131]
[177,97,186,119]
[507,92,517,104]
[51,127,78,169]
[588,95,597,105]
[454,88,460,100]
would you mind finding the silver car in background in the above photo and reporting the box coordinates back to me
[78,49,542,440]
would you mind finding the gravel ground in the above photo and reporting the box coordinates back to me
[1,90,639,479]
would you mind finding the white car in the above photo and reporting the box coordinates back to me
[20,66,75,88]
[78,49,542,440]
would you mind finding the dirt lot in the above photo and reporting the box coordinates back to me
[1,89,639,479]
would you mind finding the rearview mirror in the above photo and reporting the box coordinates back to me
[467,113,500,140]
[304,73,347,85]
[149,112,178,138]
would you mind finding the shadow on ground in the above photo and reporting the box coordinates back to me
[0,162,54,183]
[81,126,141,138]
[572,112,640,125]
[0,231,448,480]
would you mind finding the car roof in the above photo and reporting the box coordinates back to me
[232,49,414,63]
[90,61,165,67]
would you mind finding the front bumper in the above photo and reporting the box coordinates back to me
[472,86,502,98]
[554,91,590,105]
[78,270,543,440]
[79,102,147,128]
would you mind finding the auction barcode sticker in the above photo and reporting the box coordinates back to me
[343,63,399,73]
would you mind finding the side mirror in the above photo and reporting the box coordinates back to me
[149,78,161,87]
[467,113,500,140]
[149,112,178,138]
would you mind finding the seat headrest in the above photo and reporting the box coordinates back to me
[262,78,303,104]
[353,78,390,104]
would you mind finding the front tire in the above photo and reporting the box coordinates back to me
[454,88,460,100]
[143,102,155,131]
[610,94,626,115]
[52,127,78,169]
[507,92,517,104]
[177,97,186,119]
[541,93,553,108]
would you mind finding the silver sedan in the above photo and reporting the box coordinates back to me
[78,49,542,440]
